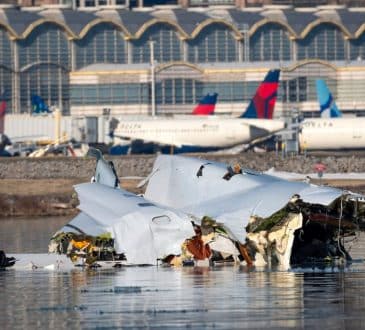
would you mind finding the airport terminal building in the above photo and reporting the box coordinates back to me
[1,2,365,119]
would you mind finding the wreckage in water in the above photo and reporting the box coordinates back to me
[49,150,365,269]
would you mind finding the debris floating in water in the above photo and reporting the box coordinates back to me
[48,148,365,269]
[113,286,142,294]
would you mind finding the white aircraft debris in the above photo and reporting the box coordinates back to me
[49,149,365,269]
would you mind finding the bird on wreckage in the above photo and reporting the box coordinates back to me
[49,149,365,269]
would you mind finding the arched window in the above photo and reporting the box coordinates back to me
[187,24,238,63]
[249,23,291,62]
[297,23,346,61]
[131,24,182,63]
[18,23,70,69]
[20,64,69,114]
[75,23,127,69]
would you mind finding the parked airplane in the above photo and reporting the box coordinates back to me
[192,93,218,115]
[31,94,51,115]
[0,92,5,134]
[109,92,219,155]
[111,69,283,154]
[298,80,365,150]
[0,94,12,156]
[316,79,342,118]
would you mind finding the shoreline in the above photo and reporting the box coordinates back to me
[0,178,143,218]
[2,153,365,218]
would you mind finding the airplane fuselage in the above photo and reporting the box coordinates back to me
[114,117,284,149]
[299,118,365,150]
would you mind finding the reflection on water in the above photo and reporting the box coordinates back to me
[1,217,365,329]
[0,216,69,253]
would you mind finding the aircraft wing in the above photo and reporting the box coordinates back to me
[144,155,344,241]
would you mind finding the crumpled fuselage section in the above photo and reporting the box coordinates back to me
[48,151,365,269]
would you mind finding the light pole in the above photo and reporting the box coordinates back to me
[150,40,156,117]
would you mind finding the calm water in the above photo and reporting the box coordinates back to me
[1,217,365,329]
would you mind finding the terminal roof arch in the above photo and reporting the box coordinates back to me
[249,18,297,39]
[19,61,69,73]
[134,18,188,40]
[334,9,365,36]
[171,9,210,36]
[191,19,242,40]
[20,19,76,40]
[0,7,41,38]
[0,22,18,40]
[354,25,365,39]
[156,62,204,74]
[299,19,351,39]
[284,59,337,72]
[78,18,131,40]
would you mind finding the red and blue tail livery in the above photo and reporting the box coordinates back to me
[0,92,7,134]
[192,93,218,115]
[240,69,280,119]
[31,94,51,115]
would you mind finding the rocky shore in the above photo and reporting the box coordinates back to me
[1,152,365,180]
[1,152,365,218]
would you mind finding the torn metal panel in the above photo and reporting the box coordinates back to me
[50,182,195,265]
[246,213,303,269]
[87,148,120,188]
[144,155,344,241]
[49,151,365,269]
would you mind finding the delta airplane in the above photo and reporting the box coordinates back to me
[316,79,342,118]
[112,69,284,154]
[0,93,11,156]
[109,92,219,154]
[299,79,365,150]
[191,92,218,115]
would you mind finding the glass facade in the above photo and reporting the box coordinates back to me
[349,33,365,61]
[281,76,309,103]
[75,23,127,69]
[20,64,69,114]
[18,23,70,69]
[0,28,12,69]
[0,67,12,111]
[250,23,291,61]
[71,83,149,105]
[131,24,182,63]
[71,79,273,108]
[2,14,365,115]
[187,24,239,63]
[297,24,346,61]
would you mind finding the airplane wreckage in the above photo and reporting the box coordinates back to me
[49,149,365,270]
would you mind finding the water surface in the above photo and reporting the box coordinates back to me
[1,217,365,329]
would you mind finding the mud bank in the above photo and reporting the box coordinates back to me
[0,178,142,218]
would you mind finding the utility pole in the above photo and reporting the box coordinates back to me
[150,40,156,117]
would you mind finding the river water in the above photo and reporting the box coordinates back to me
[1,216,365,329]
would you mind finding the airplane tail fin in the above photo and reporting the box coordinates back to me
[31,95,51,115]
[316,79,342,118]
[192,93,218,115]
[240,69,280,119]
[0,92,6,134]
